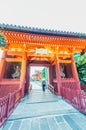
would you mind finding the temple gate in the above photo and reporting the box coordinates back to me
[0,24,86,97]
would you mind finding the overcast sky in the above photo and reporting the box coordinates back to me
[0,0,86,33]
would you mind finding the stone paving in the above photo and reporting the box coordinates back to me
[0,85,86,130]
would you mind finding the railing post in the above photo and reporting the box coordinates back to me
[6,93,11,117]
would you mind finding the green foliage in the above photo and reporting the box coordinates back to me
[0,33,6,47]
[74,52,86,84]
[74,52,81,62]
[42,67,48,80]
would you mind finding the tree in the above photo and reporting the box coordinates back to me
[74,52,86,84]
[0,33,6,47]
[42,67,48,80]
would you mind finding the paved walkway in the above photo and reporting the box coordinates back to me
[1,86,86,130]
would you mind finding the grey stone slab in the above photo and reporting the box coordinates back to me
[19,119,32,130]
[63,115,82,130]
[40,118,50,130]
[30,119,40,130]
[1,122,13,130]
[10,120,21,130]
[55,116,64,123]
[47,117,59,130]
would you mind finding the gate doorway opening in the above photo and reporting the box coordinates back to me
[30,66,49,90]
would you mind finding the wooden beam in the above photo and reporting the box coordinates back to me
[6,58,22,62]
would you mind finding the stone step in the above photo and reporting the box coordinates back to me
[2,113,86,130]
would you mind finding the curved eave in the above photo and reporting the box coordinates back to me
[0,23,86,39]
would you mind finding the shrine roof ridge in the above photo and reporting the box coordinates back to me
[0,23,86,39]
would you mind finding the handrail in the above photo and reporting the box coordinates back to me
[0,88,22,128]
[60,87,86,114]
[0,95,9,127]
[48,84,54,93]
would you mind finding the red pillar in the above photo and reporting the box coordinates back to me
[0,51,7,81]
[20,52,27,97]
[71,54,81,90]
[25,63,30,93]
[55,55,61,95]
[49,64,53,85]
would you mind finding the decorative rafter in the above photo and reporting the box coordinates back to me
[0,30,86,49]
[0,28,86,62]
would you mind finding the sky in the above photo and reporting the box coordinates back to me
[0,0,86,33]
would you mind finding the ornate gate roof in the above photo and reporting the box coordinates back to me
[0,23,86,62]
[0,23,86,38]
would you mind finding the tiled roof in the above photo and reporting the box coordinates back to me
[0,23,86,38]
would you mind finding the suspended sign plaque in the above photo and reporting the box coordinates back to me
[36,48,48,54]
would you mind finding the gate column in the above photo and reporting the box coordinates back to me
[25,63,30,93]
[55,55,61,95]
[20,52,27,97]
[0,51,7,81]
[71,54,81,89]
[49,63,53,85]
